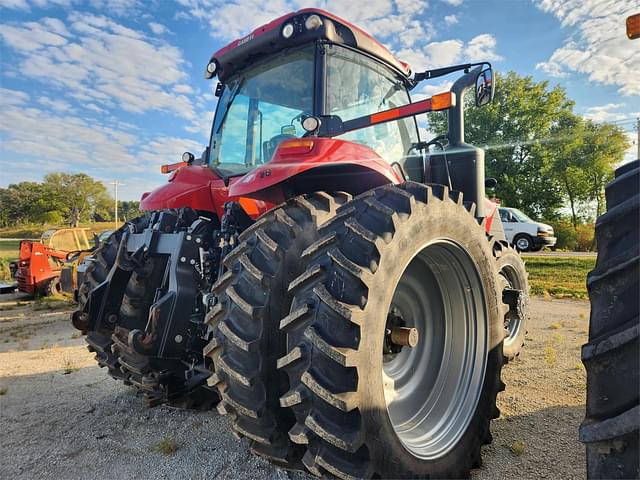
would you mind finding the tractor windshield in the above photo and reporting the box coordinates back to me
[210,45,315,176]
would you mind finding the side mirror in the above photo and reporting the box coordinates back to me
[485,177,498,189]
[475,67,495,107]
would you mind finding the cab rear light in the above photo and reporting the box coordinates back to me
[277,139,315,156]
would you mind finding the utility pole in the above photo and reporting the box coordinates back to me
[110,181,125,225]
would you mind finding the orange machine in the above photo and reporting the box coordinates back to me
[12,228,92,296]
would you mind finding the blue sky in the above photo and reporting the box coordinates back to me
[1,0,638,200]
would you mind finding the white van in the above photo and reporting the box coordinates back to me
[498,207,557,252]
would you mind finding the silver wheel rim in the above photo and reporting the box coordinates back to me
[383,240,488,460]
[500,265,523,344]
[516,237,529,251]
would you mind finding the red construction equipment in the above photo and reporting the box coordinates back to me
[13,228,91,296]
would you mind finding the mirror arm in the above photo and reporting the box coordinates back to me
[447,65,483,146]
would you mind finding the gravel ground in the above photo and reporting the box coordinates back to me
[0,293,589,479]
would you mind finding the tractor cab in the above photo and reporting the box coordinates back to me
[203,8,496,217]
[205,9,417,178]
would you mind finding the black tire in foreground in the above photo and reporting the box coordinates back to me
[279,183,506,478]
[73,214,219,410]
[205,192,350,469]
[580,159,639,479]
[493,239,529,361]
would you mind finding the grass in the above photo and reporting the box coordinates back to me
[544,345,558,365]
[525,256,595,299]
[62,358,79,374]
[510,440,526,456]
[0,222,119,239]
[152,436,178,455]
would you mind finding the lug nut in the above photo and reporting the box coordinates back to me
[390,327,419,348]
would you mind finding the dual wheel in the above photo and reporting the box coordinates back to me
[205,183,518,478]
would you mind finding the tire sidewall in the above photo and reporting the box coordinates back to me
[357,197,504,476]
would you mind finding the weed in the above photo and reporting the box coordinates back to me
[549,323,561,330]
[544,346,557,365]
[550,333,563,344]
[62,359,79,374]
[0,387,7,395]
[579,312,587,320]
[152,436,178,455]
[510,440,526,455]
[575,363,584,370]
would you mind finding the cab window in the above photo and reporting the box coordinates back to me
[325,45,419,164]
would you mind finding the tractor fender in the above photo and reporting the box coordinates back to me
[229,138,402,201]
[139,165,271,220]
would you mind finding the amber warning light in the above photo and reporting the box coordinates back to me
[627,14,640,40]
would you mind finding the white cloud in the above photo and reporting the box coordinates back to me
[0,87,204,185]
[148,22,170,35]
[0,87,30,106]
[441,0,463,6]
[444,14,458,26]
[178,0,499,76]
[0,0,30,9]
[582,103,625,123]
[0,13,197,120]
[466,34,503,62]
[38,96,74,112]
[535,0,639,96]
[397,34,501,71]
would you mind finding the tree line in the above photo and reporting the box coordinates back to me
[0,173,141,228]
[428,71,630,229]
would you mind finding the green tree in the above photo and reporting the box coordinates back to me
[428,71,574,219]
[43,173,111,227]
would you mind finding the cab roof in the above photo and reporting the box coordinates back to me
[206,8,412,82]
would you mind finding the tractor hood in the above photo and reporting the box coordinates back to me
[229,137,402,200]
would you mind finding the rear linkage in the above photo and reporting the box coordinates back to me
[72,203,253,406]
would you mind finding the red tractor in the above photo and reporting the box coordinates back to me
[72,9,529,477]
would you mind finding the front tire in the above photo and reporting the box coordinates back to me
[513,233,532,252]
[279,184,506,478]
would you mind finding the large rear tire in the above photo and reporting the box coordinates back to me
[73,213,219,410]
[204,192,350,468]
[279,183,506,478]
[580,160,639,478]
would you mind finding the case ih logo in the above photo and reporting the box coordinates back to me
[237,33,254,46]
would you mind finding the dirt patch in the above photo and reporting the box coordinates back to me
[0,295,588,479]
